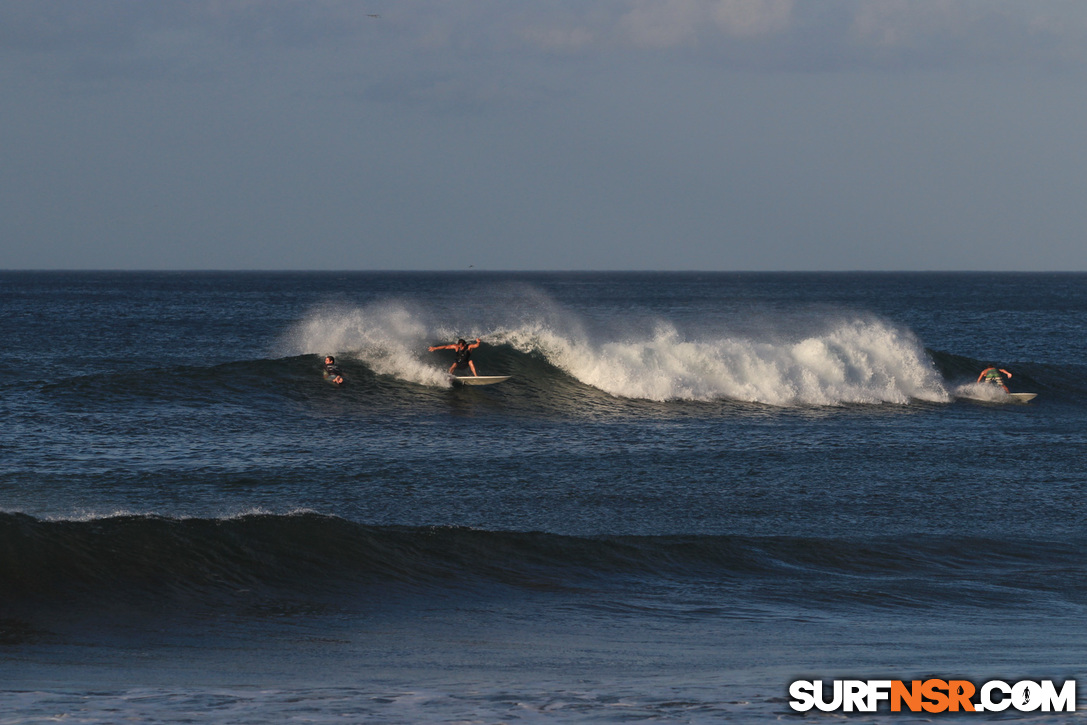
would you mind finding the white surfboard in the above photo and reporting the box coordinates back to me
[450,375,510,386]
[1007,392,1037,403]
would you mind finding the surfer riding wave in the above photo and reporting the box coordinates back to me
[978,366,1012,392]
[429,338,481,377]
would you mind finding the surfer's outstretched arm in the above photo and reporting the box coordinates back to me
[468,338,481,350]
[429,344,456,352]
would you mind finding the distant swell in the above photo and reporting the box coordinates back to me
[2,512,1083,621]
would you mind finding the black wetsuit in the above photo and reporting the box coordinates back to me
[453,347,471,371]
[324,363,344,383]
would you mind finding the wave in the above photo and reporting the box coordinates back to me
[929,350,1083,403]
[34,347,1069,419]
[34,295,1077,411]
[282,299,952,406]
[2,512,1084,621]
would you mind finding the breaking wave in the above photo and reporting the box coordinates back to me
[282,297,950,406]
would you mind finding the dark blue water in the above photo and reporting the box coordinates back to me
[2,272,1085,722]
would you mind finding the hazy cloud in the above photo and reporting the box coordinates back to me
[712,0,794,38]
[845,0,1087,68]
[5,1,1087,73]
[616,0,793,49]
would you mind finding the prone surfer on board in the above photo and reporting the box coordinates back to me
[429,338,480,376]
[323,355,345,385]
[978,366,1012,392]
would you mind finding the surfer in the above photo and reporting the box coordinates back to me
[323,355,345,386]
[978,366,1012,392]
[429,338,481,377]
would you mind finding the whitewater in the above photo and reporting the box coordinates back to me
[285,295,950,405]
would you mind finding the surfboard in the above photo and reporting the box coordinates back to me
[1007,392,1037,403]
[450,375,510,386]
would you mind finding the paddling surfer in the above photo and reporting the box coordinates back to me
[977,366,1012,392]
[429,338,481,377]
[323,355,345,385]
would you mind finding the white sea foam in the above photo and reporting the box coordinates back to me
[25,507,323,524]
[494,315,949,405]
[0,685,770,724]
[283,297,950,406]
[49,508,162,522]
[954,381,1013,402]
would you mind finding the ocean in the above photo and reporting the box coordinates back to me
[1,271,1085,723]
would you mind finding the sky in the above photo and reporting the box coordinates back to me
[1,0,1086,271]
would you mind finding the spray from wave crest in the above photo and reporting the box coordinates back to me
[953,382,1013,402]
[495,316,949,405]
[283,302,454,387]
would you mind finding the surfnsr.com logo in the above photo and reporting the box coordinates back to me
[789,679,1077,713]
